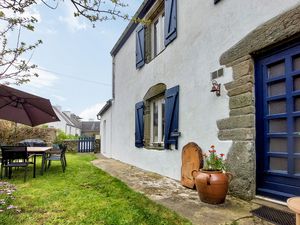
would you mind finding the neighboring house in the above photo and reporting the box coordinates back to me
[47,106,81,136]
[99,0,300,201]
[63,111,82,136]
[81,121,100,137]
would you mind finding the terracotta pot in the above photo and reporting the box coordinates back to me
[192,170,233,204]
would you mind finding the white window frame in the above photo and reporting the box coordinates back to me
[152,11,165,58]
[150,97,165,145]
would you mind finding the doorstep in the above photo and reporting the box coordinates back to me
[92,154,273,225]
[252,196,292,213]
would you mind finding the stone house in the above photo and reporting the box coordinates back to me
[99,0,300,201]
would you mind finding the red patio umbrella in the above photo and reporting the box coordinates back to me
[0,85,59,126]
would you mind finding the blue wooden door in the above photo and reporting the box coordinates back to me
[256,43,300,201]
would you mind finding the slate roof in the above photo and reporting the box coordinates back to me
[53,106,75,127]
[97,99,112,117]
[81,121,100,132]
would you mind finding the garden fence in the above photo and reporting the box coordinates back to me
[77,137,95,153]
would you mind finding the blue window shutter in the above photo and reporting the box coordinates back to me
[135,101,144,148]
[164,85,179,149]
[164,0,177,46]
[136,25,145,69]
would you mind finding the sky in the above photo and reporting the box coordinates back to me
[9,0,142,121]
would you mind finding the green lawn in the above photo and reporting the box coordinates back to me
[0,154,191,225]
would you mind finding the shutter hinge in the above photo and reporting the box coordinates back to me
[170,131,181,137]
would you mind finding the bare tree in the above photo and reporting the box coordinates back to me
[0,0,128,85]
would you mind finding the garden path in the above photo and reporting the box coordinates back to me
[92,154,275,225]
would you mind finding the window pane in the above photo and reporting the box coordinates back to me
[153,101,158,142]
[268,81,285,97]
[294,117,300,132]
[269,119,287,133]
[269,100,286,114]
[295,159,300,174]
[268,61,285,78]
[269,138,287,153]
[294,76,300,91]
[162,101,165,141]
[154,20,158,56]
[294,97,300,112]
[294,138,300,153]
[269,157,288,172]
[160,14,165,53]
[294,55,300,71]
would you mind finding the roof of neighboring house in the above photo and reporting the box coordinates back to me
[97,99,112,117]
[81,121,100,132]
[66,113,82,129]
[53,106,75,127]
[110,0,156,56]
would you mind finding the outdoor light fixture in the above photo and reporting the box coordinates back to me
[210,80,221,96]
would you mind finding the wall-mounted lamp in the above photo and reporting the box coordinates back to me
[210,80,221,96]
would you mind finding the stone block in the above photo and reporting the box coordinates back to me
[217,115,254,130]
[230,106,255,116]
[232,59,254,79]
[227,83,253,97]
[224,75,254,91]
[226,141,256,200]
[218,128,255,141]
[229,92,253,109]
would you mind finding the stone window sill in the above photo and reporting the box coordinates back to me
[144,145,165,151]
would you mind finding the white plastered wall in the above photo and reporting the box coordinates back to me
[100,107,113,158]
[106,0,299,180]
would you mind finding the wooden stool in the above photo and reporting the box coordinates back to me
[287,197,300,225]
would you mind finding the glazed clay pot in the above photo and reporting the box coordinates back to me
[192,170,233,204]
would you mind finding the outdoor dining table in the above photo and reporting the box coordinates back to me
[27,147,52,177]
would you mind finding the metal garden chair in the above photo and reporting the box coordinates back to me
[45,145,67,172]
[0,146,35,182]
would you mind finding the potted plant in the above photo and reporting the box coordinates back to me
[192,145,233,204]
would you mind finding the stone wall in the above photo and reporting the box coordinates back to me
[217,56,256,200]
[62,139,101,153]
[62,140,78,152]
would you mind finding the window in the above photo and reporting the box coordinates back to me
[150,97,165,145]
[135,84,179,150]
[152,12,165,58]
[135,0,177,68]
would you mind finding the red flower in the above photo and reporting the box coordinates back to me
[211,150,216,153]
[210,145,215,149]
[220,153,224,157]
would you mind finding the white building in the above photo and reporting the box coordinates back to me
[48,106,81,136]
[100,0,300,201]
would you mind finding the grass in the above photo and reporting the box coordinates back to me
[0,153,191,225]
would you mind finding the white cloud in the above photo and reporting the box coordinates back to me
[22,8,42,22]
[52,94,66,102]
[24,68,59,89]
[58,2,87,32]
[79,102,106,121]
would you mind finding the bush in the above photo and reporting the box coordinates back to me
[54,130,78,144]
